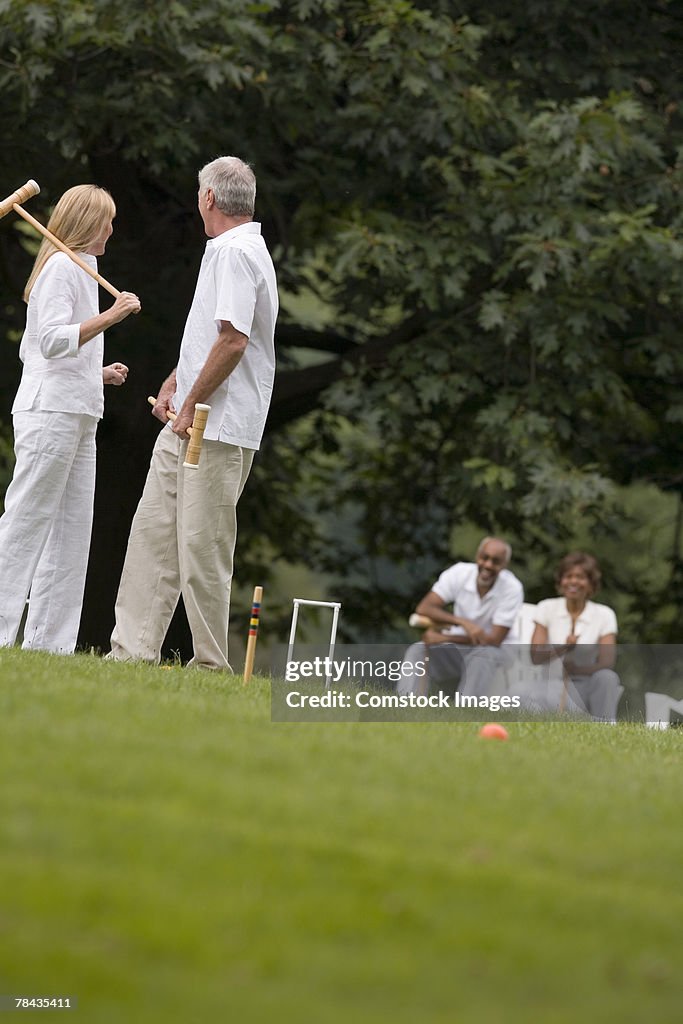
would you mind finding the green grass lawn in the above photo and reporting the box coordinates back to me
[0,649,681,1023]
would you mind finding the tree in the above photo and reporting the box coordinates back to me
[1,0,682,648]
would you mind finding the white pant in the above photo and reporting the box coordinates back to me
[0,410,97,653]
[110,426,253,670]
[566,669,623,721]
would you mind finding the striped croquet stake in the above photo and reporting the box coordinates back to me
[243,585,263,683]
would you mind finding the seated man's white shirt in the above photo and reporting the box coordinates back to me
[174,222,278,450]
[432,562,524,643]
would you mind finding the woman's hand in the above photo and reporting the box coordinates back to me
[103,362,129,385]
[108,291,141,325]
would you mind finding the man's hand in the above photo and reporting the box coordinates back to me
[423,628,450,646]
[151,370,177,423]
[459,618,488,645]
[171,406,194,437]
[103,362,129,385]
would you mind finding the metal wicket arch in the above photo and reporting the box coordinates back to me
[287,598,342,688]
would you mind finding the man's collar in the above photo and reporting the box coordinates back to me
[465,563,501,598]
[207,221,261,247]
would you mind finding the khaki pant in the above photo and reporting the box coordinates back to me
[110,426,253,670]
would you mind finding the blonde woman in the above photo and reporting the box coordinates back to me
[0,184,140,654]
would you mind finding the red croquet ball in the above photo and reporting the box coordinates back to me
[479,723,509,741]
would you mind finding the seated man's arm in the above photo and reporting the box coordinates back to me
[416,592,509,647]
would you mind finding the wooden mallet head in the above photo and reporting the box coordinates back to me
[0,180,40,220]
[0,179,122,298]
[409,613,436,629]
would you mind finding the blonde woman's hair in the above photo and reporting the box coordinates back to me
[23,184,116,301]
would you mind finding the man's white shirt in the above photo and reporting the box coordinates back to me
[174,222,278,450]
[431,562,524,643]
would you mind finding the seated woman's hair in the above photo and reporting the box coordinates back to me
[554,551,601,596]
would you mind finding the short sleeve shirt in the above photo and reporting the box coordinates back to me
[174,222,278,450]
[533,598,617,645]
[431,562,524,644]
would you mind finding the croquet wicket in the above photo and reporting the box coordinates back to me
[287,598,342,688]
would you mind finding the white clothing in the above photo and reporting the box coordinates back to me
[432,562,524,643]
[533,597,617,646]
[398,562,523,697]
[110,426,253,669]
[0,252,105,653]
[566,670,623,721]
[533,597,621,721]
[0,410,97,653]
[174,222,278,450]
[13,252,104,420]
[112,218,277,667]
[534,597,617,670]
[397,640,510,698]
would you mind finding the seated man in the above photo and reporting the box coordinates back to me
[398,536,524,698]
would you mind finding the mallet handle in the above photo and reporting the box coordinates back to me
[12,203,121,299]
[0,179,40,219]
[148,395,188,433]
[559,611,580,713]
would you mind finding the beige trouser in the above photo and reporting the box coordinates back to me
[110,426,253,670]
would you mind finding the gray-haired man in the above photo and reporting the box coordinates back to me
[109,156,278,670]
[399,537,524,697]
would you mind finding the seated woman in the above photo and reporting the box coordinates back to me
[530,552,623,722]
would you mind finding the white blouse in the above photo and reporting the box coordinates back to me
[13,252,104,420]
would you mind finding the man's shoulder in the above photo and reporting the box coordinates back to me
[213,229,274,275]
[497,568,524,594]
[432,561,474,594]
[440,561,476,581]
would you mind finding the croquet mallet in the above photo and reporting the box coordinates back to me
[408,612,438,630]
[147,396,211,469]
[243,586,263,683]
[559,610,580,713]
[0,180,122,298]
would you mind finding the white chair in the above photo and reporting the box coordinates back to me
[644,691,683,729]
[504,603,566,710]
